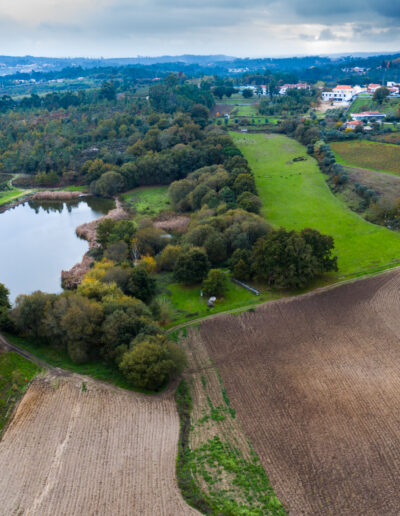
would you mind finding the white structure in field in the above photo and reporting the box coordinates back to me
[321,85,366,102]
[279,83,310,95]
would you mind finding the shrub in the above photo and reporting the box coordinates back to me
[202,269,228,298]
[173,248,210,284]
[119,336,186,390]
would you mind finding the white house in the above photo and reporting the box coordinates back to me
[279,83,310,95]
[367,83,381,94]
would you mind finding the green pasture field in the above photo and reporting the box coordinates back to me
[232,104,259,116]
[231,132,400,278]
[331,140,400,175]
[158,274,282,327]
[0,187,25,206]
[349,96,400,115]
[122,186,170,216]
[0,352,41,433]
[223,93,258,104]
[61,185,89,192]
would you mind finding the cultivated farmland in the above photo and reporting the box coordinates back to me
[0,373,198,516]
[331,140,400,175]
[231,132,400,277]
[177,328,286,514]
[192,269,400,515]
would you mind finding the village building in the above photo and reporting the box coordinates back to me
[279,83,310,95]
[344,120,363,130]
[321,85,366,103]
[350,111,386,121]
[367,84,381,93]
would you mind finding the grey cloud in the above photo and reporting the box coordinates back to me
[318,29,337,41]
[0,0,399,56]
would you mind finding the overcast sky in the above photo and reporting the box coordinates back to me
[0,0,399,58]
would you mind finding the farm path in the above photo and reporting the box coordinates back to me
[0,332,57,372]
[0,371,199,516]
[193,267,400,515]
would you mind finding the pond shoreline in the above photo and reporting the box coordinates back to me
[0,190,86,214]
[61,198,129,289]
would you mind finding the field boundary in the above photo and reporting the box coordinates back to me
[167,261,400,334]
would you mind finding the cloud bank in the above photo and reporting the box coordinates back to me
[0,0,399,57]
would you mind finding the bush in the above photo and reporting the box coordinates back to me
[158,245,183,271]
[91,171,125,197]
[174,248,210,284]
[127,267,156,303]
[202,269,228,297]
[119,336,186,390]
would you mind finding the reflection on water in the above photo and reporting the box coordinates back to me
[0,197,114,303]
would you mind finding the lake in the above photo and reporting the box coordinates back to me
[0,197,114,303]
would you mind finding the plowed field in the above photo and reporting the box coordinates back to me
[0,373,198,516]
[194,270,400,515]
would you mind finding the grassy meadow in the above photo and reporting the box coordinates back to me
[0,188,24,206]
[349,96,400,115]
[158,276,282,327]
[122,186,170,216]
[0,352,41,433]
[231,132,400,278]
[331,140,400,175]
[232,104,259,117]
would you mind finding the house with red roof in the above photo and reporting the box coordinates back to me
[367,84,381,93]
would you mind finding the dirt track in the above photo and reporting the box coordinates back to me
[0,373,198,516]
[196,269,400,515]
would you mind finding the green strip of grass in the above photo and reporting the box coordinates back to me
[0,352,41,433]
[159,275,283,328]
[0,188,25,206]
[175,378,287,515]
[231,132,400,278]
[4,334,155,394]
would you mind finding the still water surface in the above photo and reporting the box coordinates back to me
[0,197,114,303]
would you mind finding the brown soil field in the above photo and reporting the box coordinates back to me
[0,373,198,516]
[210,104,233,117]
[179,329,285,513]
[345,166,400,203]
[192,270,400,515]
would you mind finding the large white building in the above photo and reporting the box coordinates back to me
[321,85,366,102]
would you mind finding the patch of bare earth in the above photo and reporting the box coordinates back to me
[154,214,190,233]
[0,373,199,516]
[192,270,400,515]
[346,165,400,203]
[210,104,233,117]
